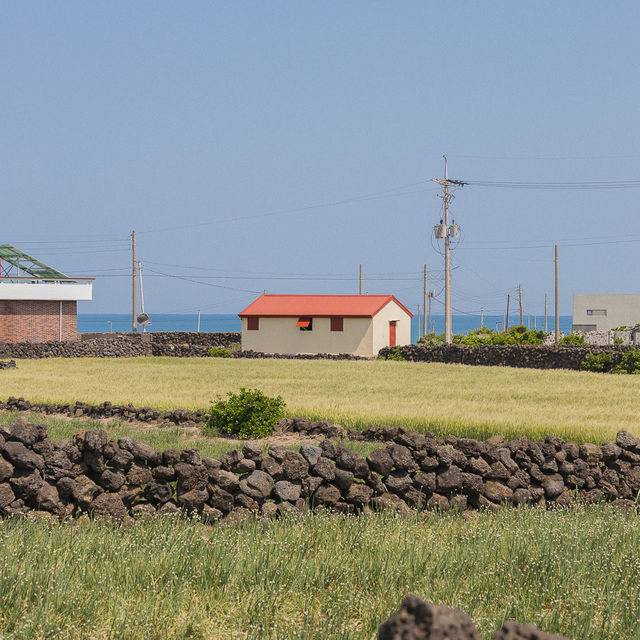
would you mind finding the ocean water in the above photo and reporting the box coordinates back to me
[79,313,574,344]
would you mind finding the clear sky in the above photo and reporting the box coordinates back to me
[2,2,639,316]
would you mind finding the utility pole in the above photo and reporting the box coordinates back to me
[131,230,137,333]
[555,245,560,344]
[197,310,201,333]
[505,294,510,331]
[544,294,548,332]
[359,264,363,295]
[518,284,523,325]
[480,307,484,328]
[138,260,146,332]
[433,155,465,344]
[427,290,433,336]
[423,264,427,336]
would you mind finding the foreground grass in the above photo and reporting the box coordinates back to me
[2,357,640,442]
[0,507,638,639]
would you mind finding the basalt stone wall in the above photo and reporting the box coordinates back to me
[378,595,570,640]
[0,361,17,370]
[0,337,151,359]
[229,350,366,360]
[0,332,241,359]
[1,418,640,523]
[379,344,635,370]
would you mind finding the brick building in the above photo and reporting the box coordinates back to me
[0,245,93,343]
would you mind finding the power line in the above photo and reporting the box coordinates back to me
[466,179,640,190]
[136,181,440,235]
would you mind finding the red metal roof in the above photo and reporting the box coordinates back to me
[238,294,413,318]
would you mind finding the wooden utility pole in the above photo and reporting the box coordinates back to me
[518,284,523,325]
[359,264,363,295]
[423,264,427,336]
[555,245,560,344]
[131,230,137,333]
[427,291,433,336]
[480,307,484,328]
[505,294,510,331]
[544,294,548,332]
[433,156,465,344]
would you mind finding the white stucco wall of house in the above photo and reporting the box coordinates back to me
[371,300,412,354]
[241,316,374,355]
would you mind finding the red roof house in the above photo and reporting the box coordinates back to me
[238,294,412,356]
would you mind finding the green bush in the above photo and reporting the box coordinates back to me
[614,337,623,345]
[203,388,286,439]
[379,346,406,361]
[612,349,640,374]
[417,332,445,346]
[581,352,613,373]
[559,334,587,345]
[208,347,231,358]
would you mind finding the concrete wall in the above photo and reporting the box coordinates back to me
[572,294,640,332]
[0,282,92,301]
[371,300,412,353]
[241,316,373,355]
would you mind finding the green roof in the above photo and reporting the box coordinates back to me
[0,245,68,279]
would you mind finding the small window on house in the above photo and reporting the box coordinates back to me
[586,309,607,316]
[247,316,259,330]
[296,317,312,331]
[330,317,343,332]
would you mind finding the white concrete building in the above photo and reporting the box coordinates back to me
[238,294,413,356]
[572,294,640,332]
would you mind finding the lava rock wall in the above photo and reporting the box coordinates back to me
[378,344,634,370]
[1,418,639,522]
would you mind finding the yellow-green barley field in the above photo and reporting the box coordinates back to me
[1,357,638,442]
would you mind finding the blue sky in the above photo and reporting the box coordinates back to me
[2,2,639,316]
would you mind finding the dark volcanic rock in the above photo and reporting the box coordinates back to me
[90,492,127,521]
[493,621,571,640]
[377,595,481,640]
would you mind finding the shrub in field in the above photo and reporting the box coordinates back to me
[208,347,231,358]
[581,352,613,373]
[453,328,494,345]
[379,347,407,361]
[612,349,640,374]
[559,334,587,345]
[417,332,445,346]
[204,388,286,438]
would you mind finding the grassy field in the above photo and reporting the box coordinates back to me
[0,507,638,640]
[1,357,639,442]
[0,411,381,459]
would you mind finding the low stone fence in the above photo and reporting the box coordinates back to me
[1,417,639,522]
[0,361,17,370]
[0,332,241,359]
[378,595,569,640]
[378,344,635,370]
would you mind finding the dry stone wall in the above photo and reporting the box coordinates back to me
[0,332,240,359]
[1,418,640,523]
[379,344,635,370]
[378,595,571,640]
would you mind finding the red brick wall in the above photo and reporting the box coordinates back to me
[0,300,77,343]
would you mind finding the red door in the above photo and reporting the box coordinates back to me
[389,321,397,347]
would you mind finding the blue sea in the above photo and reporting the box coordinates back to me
[79,314,574,343]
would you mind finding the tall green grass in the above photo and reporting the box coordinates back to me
[0,507,638,639]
